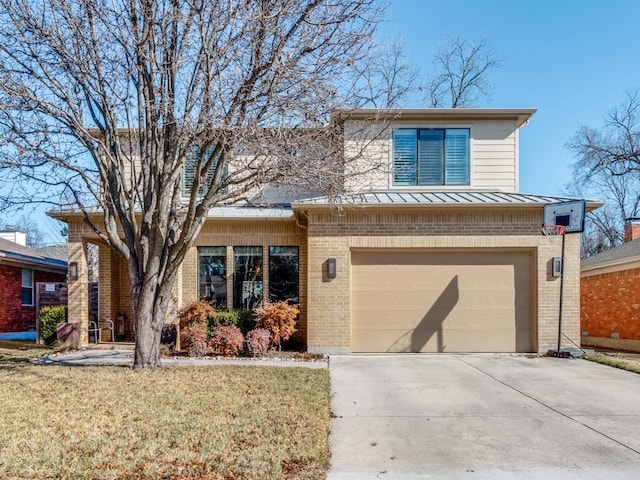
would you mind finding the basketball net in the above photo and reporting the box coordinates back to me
[541,225,566,236]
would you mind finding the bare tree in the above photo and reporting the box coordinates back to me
[424,35,501,108]
[568,90,640,256]
[0,0,392,368]
[352,37,418,108]
[0,215,46,248]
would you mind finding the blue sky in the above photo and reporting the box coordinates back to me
[377,0,640,196]
[11,0,640,244]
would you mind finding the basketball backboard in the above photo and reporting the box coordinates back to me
[543,200,586,233]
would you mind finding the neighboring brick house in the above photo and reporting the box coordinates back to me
[51,108,599,353]
[0,234,67,334]
[581,218,640,352]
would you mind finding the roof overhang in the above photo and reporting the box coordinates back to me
[334,108,537,128]
[292,191,602,211]
[581,256,640,276]
[0,252,67,273]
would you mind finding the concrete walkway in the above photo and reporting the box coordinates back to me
[36,349,327,369]
[328,354,640,479]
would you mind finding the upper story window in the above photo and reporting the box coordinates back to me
[182,147,227,198]
[21,269,33,306]
[393,128,470,186]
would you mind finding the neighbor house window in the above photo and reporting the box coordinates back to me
[21,269,33,306]
[269,246,299,303]
[198,247,227,308]
[233,247,263,309]
[393,128,470,186]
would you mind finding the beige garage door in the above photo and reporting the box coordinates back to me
[351,250,533,353]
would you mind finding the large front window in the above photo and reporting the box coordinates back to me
[393,128,470,186]
[269,246,299,303]
[198,247,227,308]
[21,269,33,306]
[233,247,263,309]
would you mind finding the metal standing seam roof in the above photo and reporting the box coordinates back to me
[292,191,601,208]
[581,238,640,269]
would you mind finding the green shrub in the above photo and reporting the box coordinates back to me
[209,325,244,357]
[39,305,67,346]
[212,310,239,329]
[236,309,256,334]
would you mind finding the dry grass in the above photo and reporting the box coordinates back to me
[583,352,640,374]
[0,347,330,480]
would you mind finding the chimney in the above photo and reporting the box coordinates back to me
[0,228,27,246]
[624,218,640,243]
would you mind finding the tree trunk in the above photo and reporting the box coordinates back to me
[132,274,173,369]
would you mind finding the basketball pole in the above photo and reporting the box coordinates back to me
[557,232,566,355]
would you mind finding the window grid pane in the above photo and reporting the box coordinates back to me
[269,246,299,303]
[198,247,227,308]
[233,247,263,309]
[392,129,418,186]
[418,129,444,185]
[445,129,470,184]
[182,147,226,197]
[21,269,33,306]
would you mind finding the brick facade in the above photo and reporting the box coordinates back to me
[0,265,66,332]
[581,267,640,341]
[304,206,580,354]
[63,206,581,354]
[66,216,308,345]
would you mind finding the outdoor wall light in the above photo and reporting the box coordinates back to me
[68,262,78,280]
[327,258,337,279]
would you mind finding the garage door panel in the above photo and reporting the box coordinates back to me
[351,327,532,353]
[352,311,531,332]
[351,251,533,353]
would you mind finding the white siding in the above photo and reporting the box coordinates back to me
[343,118,520,192]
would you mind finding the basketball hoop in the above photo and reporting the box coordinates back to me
[542,225,566,236]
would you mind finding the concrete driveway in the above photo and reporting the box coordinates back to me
[328,354,640,479]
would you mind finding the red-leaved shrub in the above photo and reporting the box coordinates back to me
[177,301,216,330]
[210,325,244,356]
[245,328,272,357]
[255,301,298,350]
[180,320,209,357]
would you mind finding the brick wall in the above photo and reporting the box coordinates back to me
[581,267,640,340]
[0,265,66,332]
[183,219,308,342]
[305,206,580,354]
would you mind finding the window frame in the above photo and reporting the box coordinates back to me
[392,126,472,187]
[21,268,34,306]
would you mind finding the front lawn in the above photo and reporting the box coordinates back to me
[0,348,330,480]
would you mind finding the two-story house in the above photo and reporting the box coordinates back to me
[51,108,599,353]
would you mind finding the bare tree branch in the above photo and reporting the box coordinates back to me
[423,34,501,108]
[568,90,640,257]
[0,0,394,367]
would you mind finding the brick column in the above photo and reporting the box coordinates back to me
[67,240,89,346]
